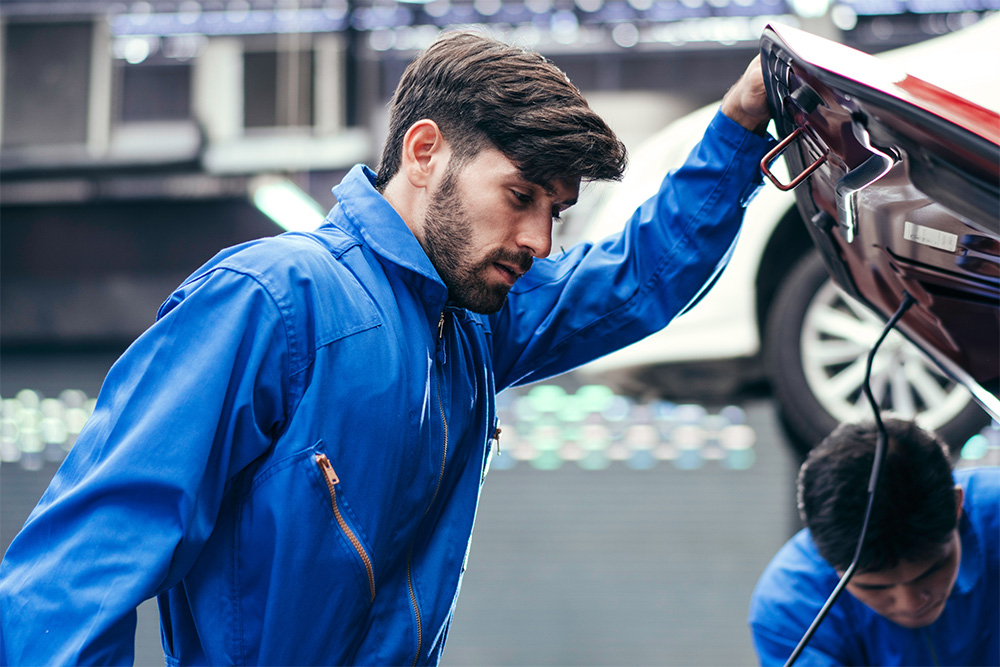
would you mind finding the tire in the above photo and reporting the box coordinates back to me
[765,250,988,459]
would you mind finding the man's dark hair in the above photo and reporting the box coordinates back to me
[798,418,957,573]
[374,30,627,191]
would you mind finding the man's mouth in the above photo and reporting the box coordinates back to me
[896,597,945,624]
[494,262,522,286]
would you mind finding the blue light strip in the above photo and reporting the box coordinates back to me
[109,0,795,37]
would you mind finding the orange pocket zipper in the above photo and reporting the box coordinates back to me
[315,453,375,602]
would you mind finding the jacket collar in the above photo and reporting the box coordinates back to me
[328,165,447,298]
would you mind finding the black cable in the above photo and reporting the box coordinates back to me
[782,292,916,667]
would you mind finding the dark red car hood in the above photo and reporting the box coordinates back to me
[759,22,1000,421]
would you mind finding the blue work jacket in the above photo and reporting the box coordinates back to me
[0,111,773,666]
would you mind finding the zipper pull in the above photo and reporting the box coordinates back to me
[436,310,447,364]
[493,427,502,456]
[316,453,340,485]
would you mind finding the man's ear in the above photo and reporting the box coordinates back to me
[401,119,448,189]
[954,485,965,522]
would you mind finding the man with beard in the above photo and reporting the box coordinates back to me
[748,419,999,665]
[1,31,773,665]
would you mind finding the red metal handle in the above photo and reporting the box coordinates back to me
[760,126,829,192]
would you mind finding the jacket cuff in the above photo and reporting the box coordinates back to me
[709,108,779,207]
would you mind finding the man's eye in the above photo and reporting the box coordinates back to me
[551,209,563,223]
[512,191,532,205]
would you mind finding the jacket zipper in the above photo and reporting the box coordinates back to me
[315,453,376,602]
[407,309,450,666]
[435,310,447,364]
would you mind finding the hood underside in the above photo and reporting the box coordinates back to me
[759,22,1000,420]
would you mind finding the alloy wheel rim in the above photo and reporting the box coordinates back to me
[799,280,971,429]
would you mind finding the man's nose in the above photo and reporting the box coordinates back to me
[517,212,553,259]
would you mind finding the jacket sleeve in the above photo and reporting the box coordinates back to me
[747,532,862,667]
[490,110,775,390]
[750,626,842,666]
[0,266,293,666]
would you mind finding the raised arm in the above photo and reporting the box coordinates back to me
[491,57,776,389]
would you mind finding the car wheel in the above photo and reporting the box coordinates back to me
[765,250,988,458]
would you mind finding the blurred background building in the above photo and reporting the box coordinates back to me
[1,0,994,349]
[1,0,997,664]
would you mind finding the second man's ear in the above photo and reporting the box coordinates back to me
[401,119,450,189]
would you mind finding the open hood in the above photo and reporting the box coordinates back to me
[758,22,1000,422]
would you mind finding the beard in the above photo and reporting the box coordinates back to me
[422,166,533,315]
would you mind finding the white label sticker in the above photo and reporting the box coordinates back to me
[903,221,958,252]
